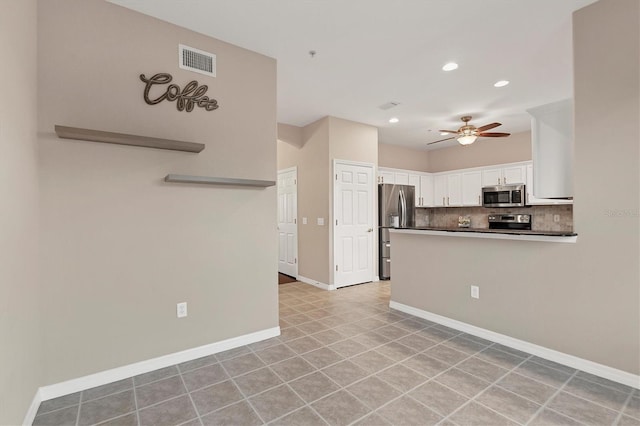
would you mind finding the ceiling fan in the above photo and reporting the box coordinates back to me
[428,116,510,146]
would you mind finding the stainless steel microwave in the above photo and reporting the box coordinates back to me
[482,184,526,208]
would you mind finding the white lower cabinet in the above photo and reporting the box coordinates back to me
[461,171,482,206]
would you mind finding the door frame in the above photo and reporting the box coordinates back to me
[331,159,377,287]
[277,166,298,278]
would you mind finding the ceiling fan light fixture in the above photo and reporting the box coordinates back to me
[494,80,510,87]
[457,135,477,145]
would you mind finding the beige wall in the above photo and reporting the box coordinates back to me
[329,117,378,165]
[427,131,532,172]
[328,117,378,283]
[391,0,639,374]
[378,143,430,172]
[38,0,278,384]
[277,117,378,285]
[278,118,331,284]
[0,1,43,423]
[278,123,304,148]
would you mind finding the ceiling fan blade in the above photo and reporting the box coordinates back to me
[476,122,501,132]
[427,136,455,145]
[478,132,510,137]
[438,130,459,134]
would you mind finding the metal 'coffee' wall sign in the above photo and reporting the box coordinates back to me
[140,73,219,112]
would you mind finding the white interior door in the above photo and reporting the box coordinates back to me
[333,161,374,288]
[277,168,297,277]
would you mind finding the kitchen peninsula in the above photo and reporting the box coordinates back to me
[387,225,594,378]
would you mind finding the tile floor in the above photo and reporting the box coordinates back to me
[33,281,639,426]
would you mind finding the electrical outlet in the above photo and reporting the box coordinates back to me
[471,285,480,299]
[553,214,560,223]
[177,302,188,318]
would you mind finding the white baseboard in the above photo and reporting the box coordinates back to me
[297,275,336,291]
[390,300,640,389]
[36,326,280,404]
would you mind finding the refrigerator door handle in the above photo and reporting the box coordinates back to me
[399,189,407,228]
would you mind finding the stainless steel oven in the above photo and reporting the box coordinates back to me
[482,184,526,208]
[488,214,531,230]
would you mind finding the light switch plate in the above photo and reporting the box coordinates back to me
[302,217,308,225]
[317,218,325,226]
[471,286,480,299]
[177,302,188,318]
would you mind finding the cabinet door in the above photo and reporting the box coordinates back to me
[461,171,482,206]
[503,165,526,185]
[378,169,395,184]
[420,174,434,207]
[394,172,409,185]
[526,164,572,205]
[482,168,502,186]
[433,175,447,207]
[526,164,539,205]
[408,173,421,206]
[447,173,462,206]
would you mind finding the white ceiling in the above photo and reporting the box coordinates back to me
[109,0,596,150]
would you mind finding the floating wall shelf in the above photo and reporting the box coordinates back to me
[54,125,205,153]
[164,174,276,188]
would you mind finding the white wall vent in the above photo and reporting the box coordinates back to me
[178,44,216,77]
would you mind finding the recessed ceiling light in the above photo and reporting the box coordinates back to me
[494,80,510,87]
[388,117,399,124]
[440,132,449,135]
[442,62,459,71]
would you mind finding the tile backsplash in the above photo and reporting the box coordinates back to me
[416,204,573,232]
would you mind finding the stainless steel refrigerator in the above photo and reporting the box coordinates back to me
[379,184,415,280]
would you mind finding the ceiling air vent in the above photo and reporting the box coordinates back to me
[179,44,216,77]
[378,101,400,110]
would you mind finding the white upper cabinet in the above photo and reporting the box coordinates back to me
[502,165,526,185]
[379,168,433,207]
[446,173,462,206]
[408,173,421,206]
[379,159,569,208]
[461,171,482,206]
[378,169,395,184]
[433,174,447,207]
[527,99,573,199]
[420,174,434,207]
[394,172,409,185]
[526,164,572,205]
[481,168,502,186]
[482,165,526,186]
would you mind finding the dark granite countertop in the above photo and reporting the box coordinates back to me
[408,227,577,237]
